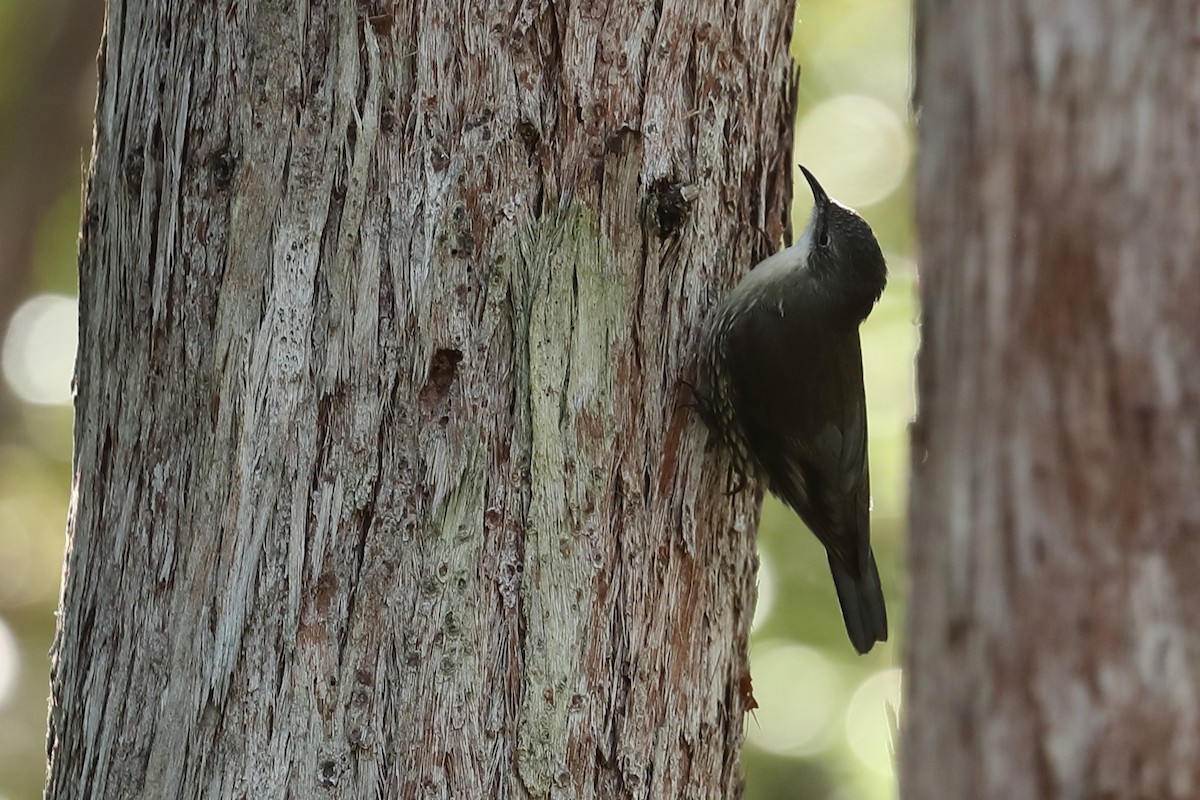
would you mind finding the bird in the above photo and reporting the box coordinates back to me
[695,165,889,654]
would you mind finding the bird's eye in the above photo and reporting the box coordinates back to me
[817,229,830,249]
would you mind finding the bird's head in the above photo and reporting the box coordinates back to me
[798,165,888,316]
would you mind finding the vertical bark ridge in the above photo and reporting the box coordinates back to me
[49,0,795,797]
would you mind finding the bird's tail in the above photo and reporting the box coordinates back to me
[828,547,888,654]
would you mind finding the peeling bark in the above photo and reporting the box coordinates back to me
[904,2,1200,799]
[47,1,795,798]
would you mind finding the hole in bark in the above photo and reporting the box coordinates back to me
[605,125,639,155]
[419,348,463,408]
[209,148,238,190]
[516,119,540,157]
[648,177,695,237]
[318,760,338,787]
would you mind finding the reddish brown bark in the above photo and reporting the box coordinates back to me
[47,1,795,798]
[904,2,1200,798]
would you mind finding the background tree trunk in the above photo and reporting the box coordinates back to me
[904,2,1200,798]
[46,1,795,798]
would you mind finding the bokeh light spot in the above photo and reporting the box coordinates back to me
[746,642,843,757]
[0,617,20,710]
[2,294,78,406]
[795,94,911,209]
[751,549,776,633]
[845,667,903,775]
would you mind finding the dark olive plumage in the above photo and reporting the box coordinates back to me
[697,166,888,654]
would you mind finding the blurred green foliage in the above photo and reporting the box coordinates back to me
[744,2,916,797]
[0,1,914,798]
[0,2,97,797]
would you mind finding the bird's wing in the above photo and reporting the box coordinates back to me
[727,316,870,574]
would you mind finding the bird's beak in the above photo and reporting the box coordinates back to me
[799,165,830,251]
[798,165,829,209]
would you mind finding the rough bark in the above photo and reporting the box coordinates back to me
[904,2,1200,799]
[47,1,795,799]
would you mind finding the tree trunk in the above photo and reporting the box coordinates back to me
[47,2,795,798]
[904,2,1200,798]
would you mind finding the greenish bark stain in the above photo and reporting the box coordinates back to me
[513,203,627,796]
